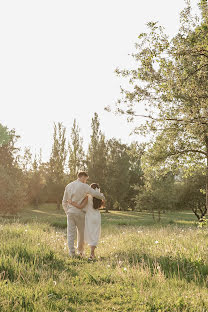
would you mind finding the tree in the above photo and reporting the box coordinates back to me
[68,119,85,181]
[109,0,208,211]
[126,142,144,210]
[46,122,67,210]
[0,124,27,214]
[105,139,130,211]
[0,124,11,147]
[28,152,46,208]
[87,113,108,191]
[176,170,206,221]
[135,170,177,221]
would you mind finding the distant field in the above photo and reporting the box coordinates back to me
[10,203,198,228]
[0,205,208,311]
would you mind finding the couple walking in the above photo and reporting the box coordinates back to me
[62,171,105,260]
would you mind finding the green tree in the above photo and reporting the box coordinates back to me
[87,113,108,191]
[105,139,130,211]
[135,171,177,221]
[0,124,27,214]
[68,119,85,181]
[46,122,67,210]
[176,170,206,220]
[28,152,46,208]
[110,0,208,211]
[126,142,144,210]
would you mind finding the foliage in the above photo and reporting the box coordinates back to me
[0,124,27,214]
[46,123,67,210]
[68,119,85,181]
[112,0,208,210]
[135,171,177,220]
[87,113,108,190]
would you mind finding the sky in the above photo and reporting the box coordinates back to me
[0,0,199,161]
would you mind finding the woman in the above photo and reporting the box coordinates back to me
[67,183,104,260]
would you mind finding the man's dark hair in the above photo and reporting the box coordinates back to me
[77,171,89,178]
[90,183,103,210]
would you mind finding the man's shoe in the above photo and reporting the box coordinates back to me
[77,251,84,257]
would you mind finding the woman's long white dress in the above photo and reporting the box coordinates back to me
[84,195,101,247]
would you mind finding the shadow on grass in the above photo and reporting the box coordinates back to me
[110,250,208,287]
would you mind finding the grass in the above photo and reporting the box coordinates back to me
[0,205,208,311]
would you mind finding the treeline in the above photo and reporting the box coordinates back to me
[0,113,207,220]
[0,114,144,214]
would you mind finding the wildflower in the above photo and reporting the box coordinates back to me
[123,267,127,271]
[155,240,159,244]
[107,264,110,268]
[25,229,28,232]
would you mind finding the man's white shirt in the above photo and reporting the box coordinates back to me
[62,179,105,214]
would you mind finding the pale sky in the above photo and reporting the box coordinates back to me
[0,0,198,161]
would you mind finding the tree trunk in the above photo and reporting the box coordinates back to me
[57,199,61,210]
[206,157,208,216]
[152,208,155,221]
[206,137,208,215]
[158,209,161,222]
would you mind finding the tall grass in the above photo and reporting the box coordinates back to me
[0,207,208,311]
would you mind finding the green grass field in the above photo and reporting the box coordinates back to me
[0,205,208,311]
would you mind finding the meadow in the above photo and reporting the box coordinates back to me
[0,205,208,312]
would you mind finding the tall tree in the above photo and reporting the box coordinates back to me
[68,119,85,181]
[87,113,108,190]
[110,0,208,211]
[0,124,27,214]
[28,151,46,208]
[126,142,144,210]
[47,122,67,210]
[105,139,130,211]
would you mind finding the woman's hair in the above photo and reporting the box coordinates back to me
[90,183,103,210]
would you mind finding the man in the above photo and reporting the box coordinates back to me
[62,171,105,257]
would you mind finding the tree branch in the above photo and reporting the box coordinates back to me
[169,149,207,156]
[132,113,208,125]
[184,63,208,81]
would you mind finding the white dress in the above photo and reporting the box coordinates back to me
[83,195,101,246]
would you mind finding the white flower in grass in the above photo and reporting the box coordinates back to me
[155,240,159,244]
[123,267,127,271]
[25,229,28,232]
[107,264,110,268]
